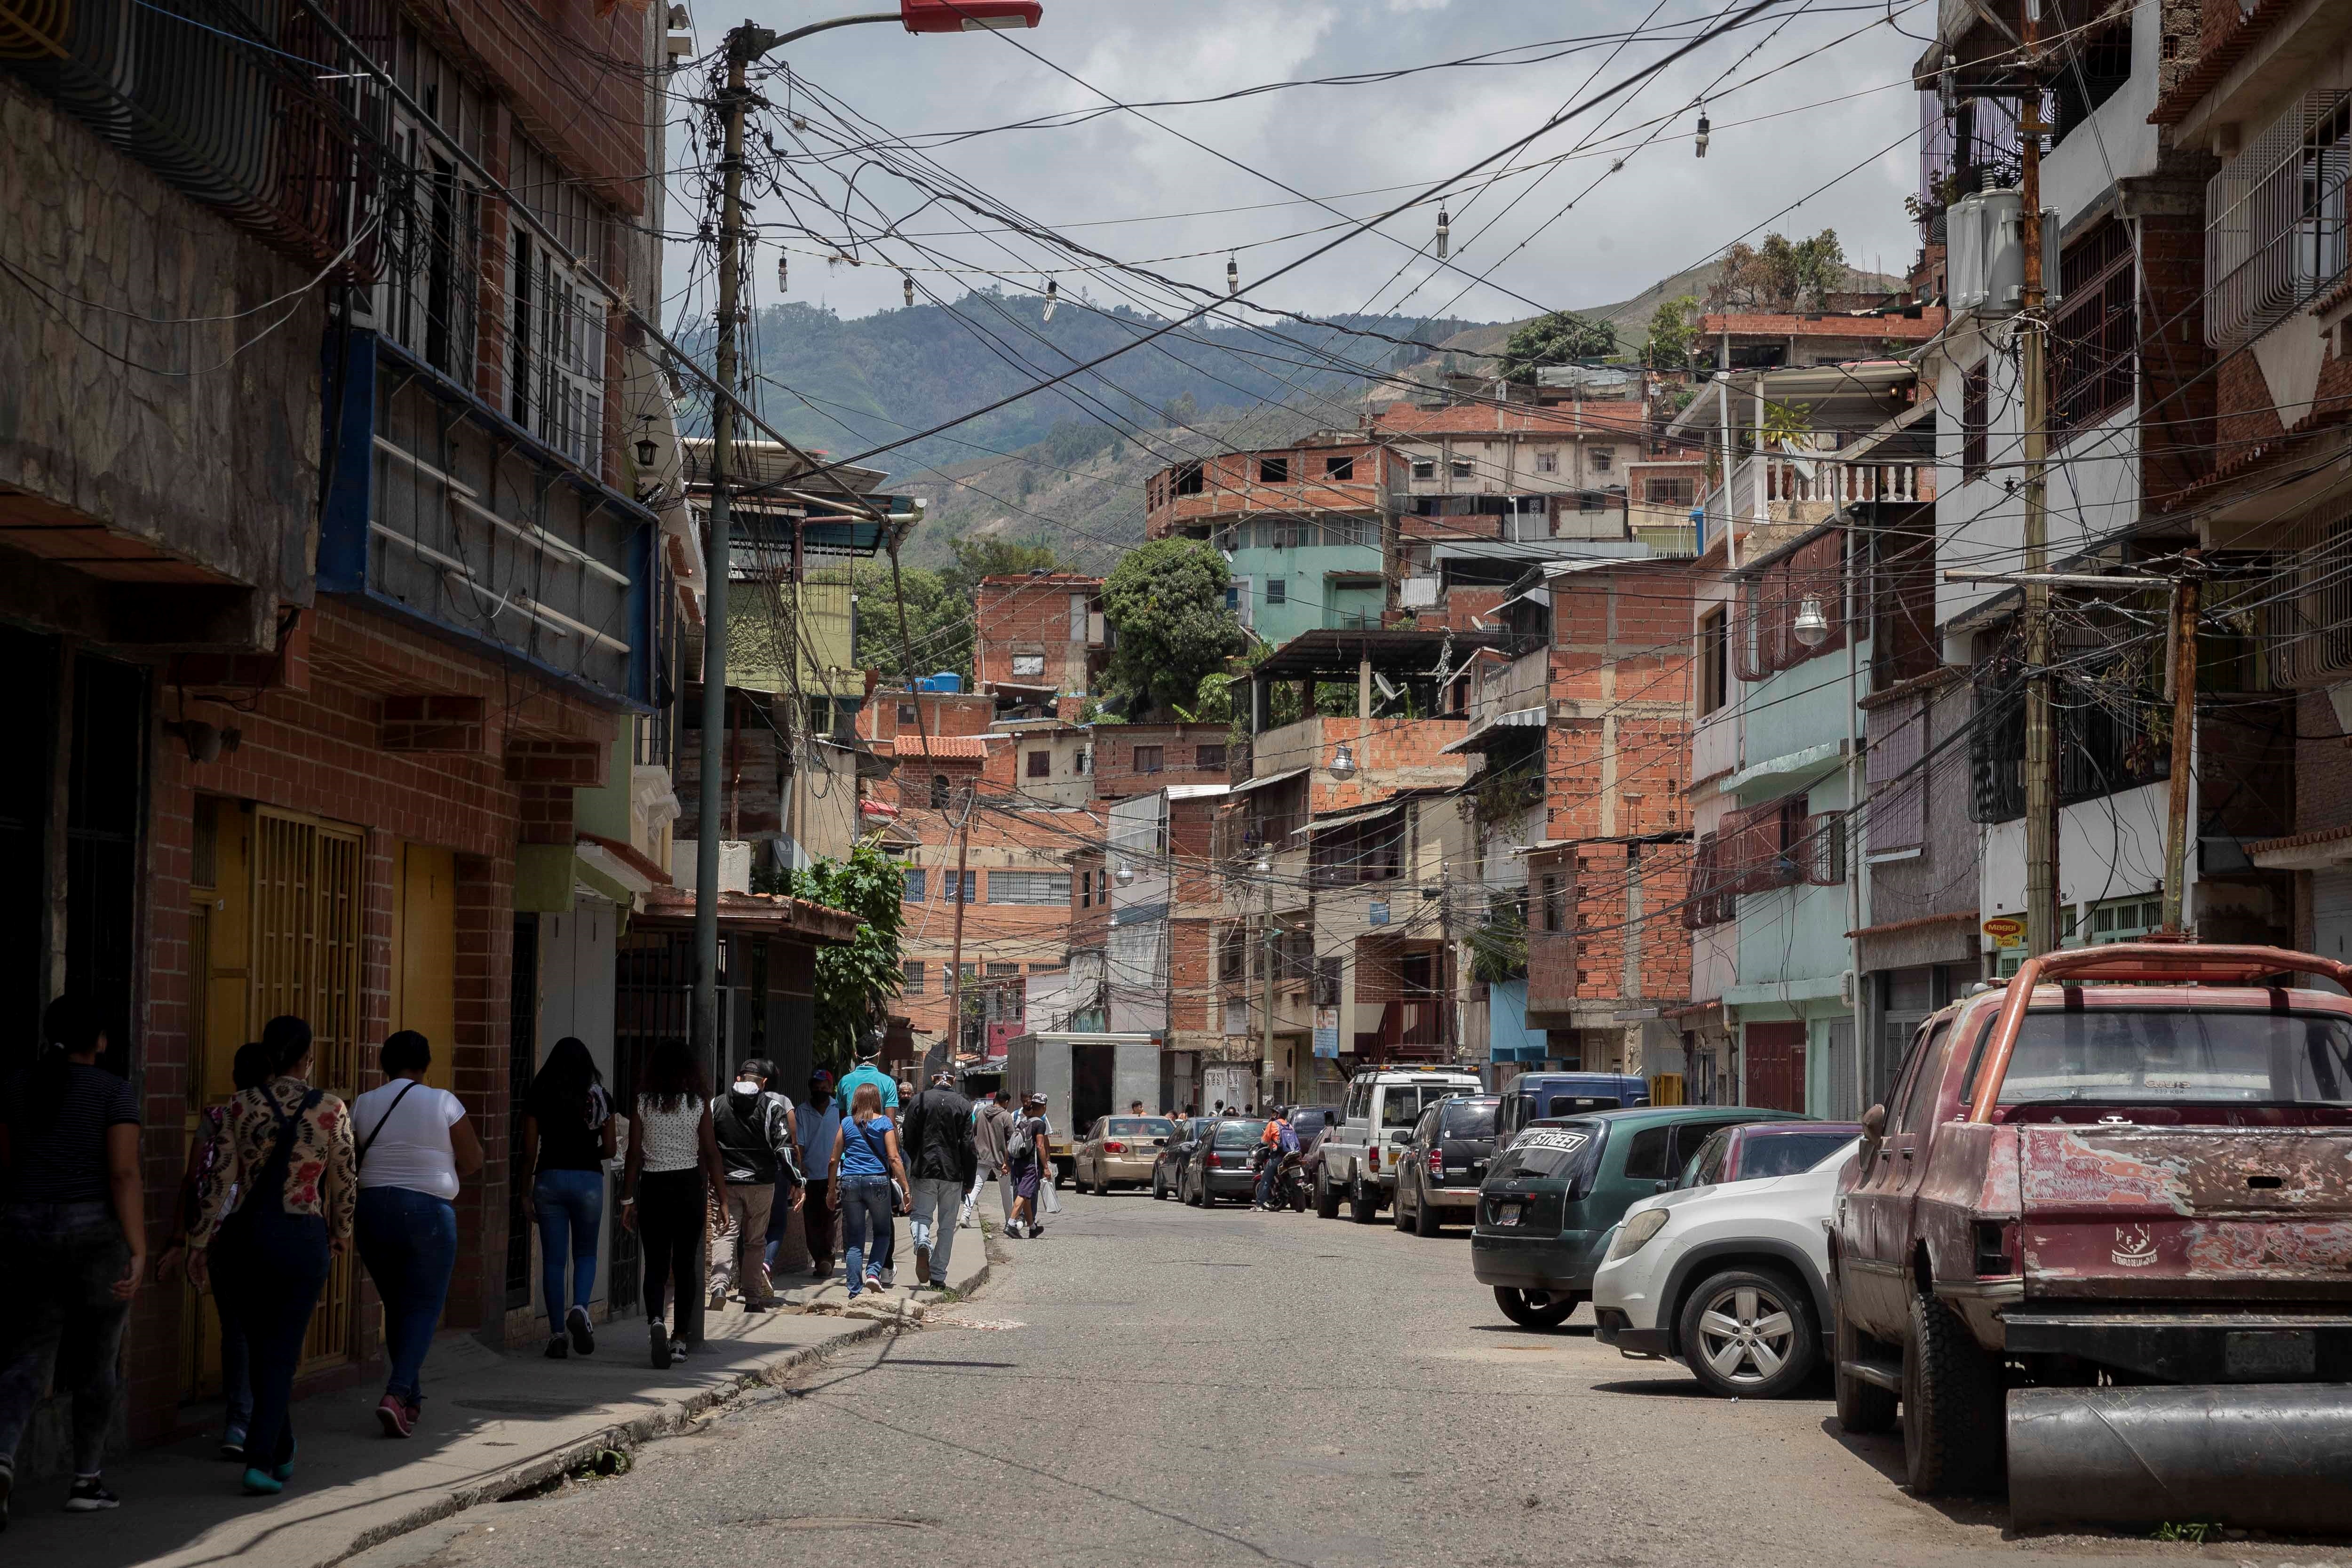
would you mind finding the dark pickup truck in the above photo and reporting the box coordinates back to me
[1831,942,2352,1532]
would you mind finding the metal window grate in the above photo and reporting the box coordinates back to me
[2206,90,2352,350]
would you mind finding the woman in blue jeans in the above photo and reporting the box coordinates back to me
[827,1082,906,1297]
[349,1032,481,1439]
[519,1037,616,1357]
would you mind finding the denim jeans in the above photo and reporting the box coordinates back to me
[838,1176,894,1292]
[0,1201,132,1477]
[532,1169,604,1331]
[907,1176,961,1283]
[212,1203,329,1472]
[353,1186,458,1405]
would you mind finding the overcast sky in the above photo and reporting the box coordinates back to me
[670,0,1932,330]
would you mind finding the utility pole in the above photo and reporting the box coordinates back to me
[2018,20,2058,958]
[2161,555,2202,934]
[1261,869,1277,1104]
[944,792,973,1076]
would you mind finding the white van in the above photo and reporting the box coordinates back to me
[1314,1066,1484,1222]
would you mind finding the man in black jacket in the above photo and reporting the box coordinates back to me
[710,1059,801,1311]
[899,1071,976,1290]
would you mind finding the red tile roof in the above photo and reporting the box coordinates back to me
[887,734,996,759]
[1698,310,1944,339]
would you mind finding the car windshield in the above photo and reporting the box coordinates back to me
[1212,1122,1262,1150]
[1441,1101,1497,1138]
[1999,1008,2352,1105]
[1107,1118,1171,1137]
[1740,1132,1859,1178]
[1487,1123,1600,1181]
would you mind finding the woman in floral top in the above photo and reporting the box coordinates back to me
[188,1016,354,1498]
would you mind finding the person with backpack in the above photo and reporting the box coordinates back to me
[0,998,146,1526]
[187,1015,356,1497]
[899,1071,974,1290]
[827,1083,906,1298]
[350,1032,481,1439]
[518,1036,616,1360]
[708,1058,800,1312]
[1004,1093,1050,1240]
[154,1040,278,1461]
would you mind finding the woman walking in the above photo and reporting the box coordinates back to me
[188,1015,355,1497]
[519,1037,614,1359]
[827,1082,906,1298]
[620,1040,724,1369]
[350,1032,480,1437]
[0,998,146,1527]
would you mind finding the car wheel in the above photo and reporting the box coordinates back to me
[1493,1286,1577,1329]
[1314,1168,1340,1220]
[1349,1172,1378,1224]
[1901,1289,2005,1496]
[1835,1299,1898,1434]
[1678,1268,1817,1400]
[1413,1182,1441,1237]
[1184,1172,1201,1207]
[1152,1170,1168,1201]
[1391,1176,1412,1230]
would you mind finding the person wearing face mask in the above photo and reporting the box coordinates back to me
[707,1059,800,1312]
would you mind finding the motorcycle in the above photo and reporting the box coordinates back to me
[1248,1145,1310,1211]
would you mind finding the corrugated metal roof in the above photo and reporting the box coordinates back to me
[1295,799,1406,836]
[1229,766,1309,795]
[1439,706,1546,754]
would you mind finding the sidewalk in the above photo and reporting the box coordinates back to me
[3,1229,992,1568]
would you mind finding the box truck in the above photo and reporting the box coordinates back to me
[1003,1032,1159,1187]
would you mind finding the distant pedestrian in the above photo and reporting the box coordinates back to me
[519,1036,615,1361]
[1212,1100,1225,1116]
[792,1071,841,1280]
[834,1032,900,1286]
[0,998,146,1523]
[351,1032,481,1438]
[621,1040,725,1369]
[188,1014,355,1497]
[1031,1094,1062,1222]
[1128,1099,1145,1117]
[964,1089,1015,1229]
[828,1083,906,1298]
[901,1071,974,1290]
[709,1059,800,1312]
[1005,1094,1052,1239]
[156,1040,276,1462]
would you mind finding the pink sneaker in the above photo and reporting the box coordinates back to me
[375,1395,413,1438]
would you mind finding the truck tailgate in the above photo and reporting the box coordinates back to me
[2017,1125,2352,1295]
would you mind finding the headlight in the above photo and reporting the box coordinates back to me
[1605,1206,1671,1262]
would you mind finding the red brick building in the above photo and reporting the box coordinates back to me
[1091,721,1233,800]
[972,573,1107,705]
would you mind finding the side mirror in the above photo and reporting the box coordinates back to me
[1858,1103,1888,1165]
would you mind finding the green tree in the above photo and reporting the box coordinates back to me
[850,535,1061,684]
[1497,310,1618,383]
[1710,230,1847,312]
[1099,539,1247,719]
[778,839,908,1072]
[1644,294,1702,367]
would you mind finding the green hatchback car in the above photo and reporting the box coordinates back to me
[1471,1106,1809,1327]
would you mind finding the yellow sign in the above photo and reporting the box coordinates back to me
[1982,916,2026,949]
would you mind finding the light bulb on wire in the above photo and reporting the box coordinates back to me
[777,253,787,292]
[1694,105,1711,158]
[1042,278,1058,322]
[1434,207,1449,260]
[1226,255,1239,296]
[903,274,914,309]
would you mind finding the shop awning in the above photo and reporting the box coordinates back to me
[1229,766,1308,795]
[1295,800,1405,837]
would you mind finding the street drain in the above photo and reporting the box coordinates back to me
[743,1516,934,1532]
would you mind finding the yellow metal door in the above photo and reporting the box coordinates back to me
[392,844,458,1090]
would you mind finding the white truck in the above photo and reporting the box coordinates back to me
[1004,1031,1160,1188]
[1313,1065,1485,1223]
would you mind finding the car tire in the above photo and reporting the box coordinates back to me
[1493,1286,1577,1329]
[1349,1171,1378,1224]
[1677,1267,1817,1400]
[1901,1289,2005,1496]
[1834,1299,1898,1433]
[1184,1172,1202,1207]
[1392,1177,1412,1231]
[1314,1168,1340,1220]
[1413,1183,1441,1237]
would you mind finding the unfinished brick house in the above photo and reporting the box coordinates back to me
[973,572,1107,708]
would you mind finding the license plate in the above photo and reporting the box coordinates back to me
[1493,1201,1523,1227]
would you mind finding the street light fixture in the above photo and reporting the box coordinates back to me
[1329,742,1358,780]
[1792,594,1830,648]
[1251,854,1271,876]
[1114,862,1135,886]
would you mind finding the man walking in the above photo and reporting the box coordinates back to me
[967,1090,1015,1230]
[900,1071,974,1290]
[710,1059,799,1311]
[793,1070,840,1281]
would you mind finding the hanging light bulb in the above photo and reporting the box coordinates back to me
[1226,255,1239,296]
[1250,854,1271,877]
[1694,105,1711,158]
[1792,594,1831,648]
[1329,742,1357,780]
[1114,862,1134,887]
[903,273,915,309]
[1434,207,1450,260]
[1042,278,1058,322]
[776,252,787,292]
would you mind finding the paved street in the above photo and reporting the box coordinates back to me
[347,1194,2352,1568]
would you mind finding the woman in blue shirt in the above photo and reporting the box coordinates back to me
[827,1084,906,1297]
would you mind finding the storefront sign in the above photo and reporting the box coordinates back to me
[1313,1006,1340,1057]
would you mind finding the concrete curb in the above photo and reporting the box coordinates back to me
[332,1252,993,1568]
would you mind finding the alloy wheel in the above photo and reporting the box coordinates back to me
[1694,1281,1796,1387]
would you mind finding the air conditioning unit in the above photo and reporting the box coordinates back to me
[1946,185,2061,317]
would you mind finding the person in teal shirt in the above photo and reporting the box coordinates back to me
[831,1034,899,1284]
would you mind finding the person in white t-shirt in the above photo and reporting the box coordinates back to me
[349,1031,482,1438]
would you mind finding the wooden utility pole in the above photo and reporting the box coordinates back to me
[2017,24,2059,958]
[2161,556,2203,934]
[942,792,973,1075]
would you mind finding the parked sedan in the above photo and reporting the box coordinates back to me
[1184,1117,1266,1207]
[1591,1136,1859,1398]
[1074,1115,1176,1194]
[1152,1117,1216,1200]
[1472,1106,1808,1329]
[1392,1094,1498,1236]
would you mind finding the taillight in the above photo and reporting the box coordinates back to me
[1369,1146,1382,1172]
[1429,1147,1445,1177]
[1205,1152,1221,1168]
[1104,1140,1125,1154]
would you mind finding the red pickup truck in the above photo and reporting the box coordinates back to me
[1830,942,2352,1531]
